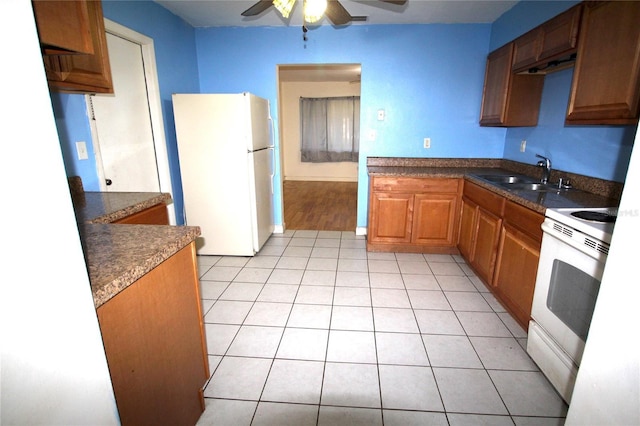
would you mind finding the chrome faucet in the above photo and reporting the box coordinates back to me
[536,154,552,184]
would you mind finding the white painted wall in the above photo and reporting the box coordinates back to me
[565,125,640,425]
[280,80,360,182]
[0,1,119,424]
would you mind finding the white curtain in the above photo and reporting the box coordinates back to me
[300,96,360,162]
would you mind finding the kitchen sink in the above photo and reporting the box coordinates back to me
[477,174,538,185]
[508,182,562,191]
[474,174,572,192]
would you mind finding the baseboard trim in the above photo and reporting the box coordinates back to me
[356,227,367,236]
[273,225,284,234]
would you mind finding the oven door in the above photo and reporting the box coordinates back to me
[530,222,605,365]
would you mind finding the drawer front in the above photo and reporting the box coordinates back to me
[463,180,505,217]
[372,176,460,193]
[503,200,544,242]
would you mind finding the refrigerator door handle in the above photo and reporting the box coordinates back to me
[269,146,275,195]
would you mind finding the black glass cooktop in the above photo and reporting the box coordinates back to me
[571,211,617,223]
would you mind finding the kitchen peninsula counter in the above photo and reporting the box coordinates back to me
[72,190,200,308]
[72,189,208,425]
[367,157,621,213]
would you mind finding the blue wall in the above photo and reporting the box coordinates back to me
[195,24,500,227]
[54,0,637,231]
[491,0,637,182]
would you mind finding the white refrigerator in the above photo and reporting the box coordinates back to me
[172,93,275,256]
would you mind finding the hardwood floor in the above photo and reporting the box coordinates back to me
[283,180,358,231]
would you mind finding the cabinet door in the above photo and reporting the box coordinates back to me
[480,44,513,125]
[538,4,581,61]
[368,193,413,244]
[512,30,541,72]
[113,203,169,225]
[494,224,540,329]
[471,208,502,285]
[42,0,113,93]
[97,243,209,426]
[566,1,640,124]
[412,193,459,246]
[480,43,544,127]
[457,197,477,260]
[32,0,94,54]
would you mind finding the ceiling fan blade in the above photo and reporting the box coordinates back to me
[325,0,352,25]
[378,0,407,4]
[241,0,274,17]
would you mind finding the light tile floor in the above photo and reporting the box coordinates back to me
[195,230,568,426]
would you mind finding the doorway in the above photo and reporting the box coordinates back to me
[277,64,361,231]
[88,19,175,224]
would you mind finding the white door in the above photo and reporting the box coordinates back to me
[90,32,160,192]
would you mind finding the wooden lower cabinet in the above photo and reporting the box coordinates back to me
[113,203,169,225]
[368,192,413,244]
[458,182,544,330]
[97,243,209,426]
[472,208,502,285]
[494,223,541,329]
[493,200,544,329]
[457,181,504,284]
[412,193,459,246]
[367,177,461,253]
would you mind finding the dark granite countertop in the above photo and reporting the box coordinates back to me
[71,190,200,308]
[367,157,621,215]
[84,224,200,308]
[73,191,173,224]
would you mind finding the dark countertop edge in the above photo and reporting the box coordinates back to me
[84,192,172,224]
[366,157,624,201]
[71,190,197,308]
[87,224,201,309]
[366,159,619,214]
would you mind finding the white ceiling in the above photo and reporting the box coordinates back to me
[154,0,518,28]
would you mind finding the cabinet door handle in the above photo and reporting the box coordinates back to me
[106,179,112,186]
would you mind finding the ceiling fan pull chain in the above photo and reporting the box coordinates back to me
[302,24,308,41]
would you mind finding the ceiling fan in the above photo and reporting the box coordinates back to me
[241,0,407,26]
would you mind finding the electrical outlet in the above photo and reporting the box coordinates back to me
[423,138,431,149]
[76,141,89,160]
[368,130,377,141]
[520,140,527,152]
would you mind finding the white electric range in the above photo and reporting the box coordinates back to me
[528,206,617,402]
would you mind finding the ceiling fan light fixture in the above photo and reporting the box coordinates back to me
[273,0,296,18]
[304,0,327,23]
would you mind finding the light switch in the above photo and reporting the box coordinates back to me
[76,141,89,160]
[377,109,385,121]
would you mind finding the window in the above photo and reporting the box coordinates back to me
[300,96,360,162]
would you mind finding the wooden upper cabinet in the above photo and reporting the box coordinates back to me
[538,5,582,64]
[512,30,541,72]
[512,5,582,73]
[480,43,544,127]
[566,1,640,125]
[34,0,113,93]
[32,1,94,55]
